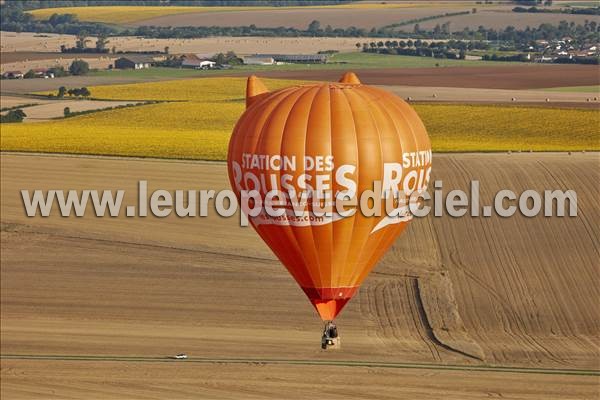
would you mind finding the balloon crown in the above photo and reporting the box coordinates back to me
[246,72,362,108]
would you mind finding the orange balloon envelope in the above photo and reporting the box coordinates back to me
[227,73,432,321]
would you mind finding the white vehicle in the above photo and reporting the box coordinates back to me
[170,353,188,359]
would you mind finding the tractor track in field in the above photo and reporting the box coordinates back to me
[1,354,598,376]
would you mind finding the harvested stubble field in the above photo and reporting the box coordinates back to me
[1,77,598,157]
[0,32,411,55]
[1,152,598,398]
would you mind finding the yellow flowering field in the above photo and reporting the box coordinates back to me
[2,77,598,159]
[28,6,271,24]
[2,77,302,160]
[38,77,302,102]
[0,102,236,159]
[415,104,600,152]
[27,3,420,24]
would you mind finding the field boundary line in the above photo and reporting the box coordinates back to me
[2,354,599,376]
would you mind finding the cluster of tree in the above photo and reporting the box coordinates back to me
[155,56,184,68]
[56,86,91,98]
[60,32,111,53]
[212,51,243,65]
[68,60,90,75]
[513,6,600,15]
[3,0,355,10]
[360,39,492,59]
[0,8,116,35]
[1,109,26,123]
[482,53,529,62]
[554,56,599,65]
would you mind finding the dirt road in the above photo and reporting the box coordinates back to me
[1,153,598,398]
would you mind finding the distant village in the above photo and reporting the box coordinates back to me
[528,37,598,62]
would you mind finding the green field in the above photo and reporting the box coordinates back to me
[329,52,507,68]
[90,52,508,80]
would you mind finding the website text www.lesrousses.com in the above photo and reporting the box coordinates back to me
[20,180,577,226]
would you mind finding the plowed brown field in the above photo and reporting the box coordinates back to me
[246,65,600,90]
[1,153,599,399]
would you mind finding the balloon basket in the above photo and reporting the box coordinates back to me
[321,321,341,350]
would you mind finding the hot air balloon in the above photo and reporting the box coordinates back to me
[227,73,432,348]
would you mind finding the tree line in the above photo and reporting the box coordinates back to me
[3,0,356,10]
[513,6,600,15]
[2,8,598,45]
[0,8,115,35]
[360,39,491,60]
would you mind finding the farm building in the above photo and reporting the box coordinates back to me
[243,56,275,65]
[252,54,328,64]
[31,68,54,78]
[181,54,216,69]
[2,70,24,79]
[114,55,155,70]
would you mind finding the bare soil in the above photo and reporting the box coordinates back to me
[246,65,600,89]
[378,85,600,108]
[1,153,598,398]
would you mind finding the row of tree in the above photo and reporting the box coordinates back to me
[359,39,490,51]
[513,6,600,15]
[361,40,477,59]
[124,19,599,43]
[60,32,110,53]
[2,8,598,45]
[0,8,116,35]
